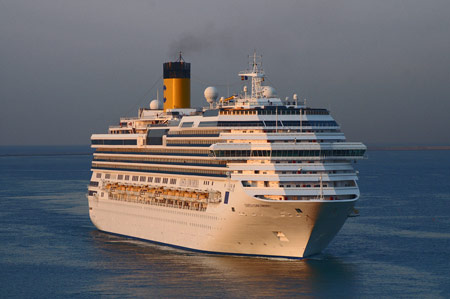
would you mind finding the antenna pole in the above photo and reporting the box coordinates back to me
[276,106,278,133]
[300,108,302,133]
[320,173,323,200]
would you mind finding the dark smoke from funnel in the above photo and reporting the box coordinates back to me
[167,24,235,58]
[168,33,213,58]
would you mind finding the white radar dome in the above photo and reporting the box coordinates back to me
[150,99,161,110]
[262,86,277,98]
[204,86,219,103]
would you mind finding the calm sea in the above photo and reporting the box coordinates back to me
[1,146,449,298]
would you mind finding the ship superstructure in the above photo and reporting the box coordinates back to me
[87,53,366,258]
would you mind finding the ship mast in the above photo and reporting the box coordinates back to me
[239,51,265,99]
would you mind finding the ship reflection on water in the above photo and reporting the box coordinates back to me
[88,230,357,297]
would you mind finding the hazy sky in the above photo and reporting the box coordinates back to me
[1,0,449,146]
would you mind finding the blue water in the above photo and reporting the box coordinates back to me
[1,147,449,298]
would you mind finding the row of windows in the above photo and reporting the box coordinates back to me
[110,130,133,134]
[92,139,137,145]
[94,156,226,167]
[219,108,329,115]
[93,177,215,190]
[97,149,210,157]
[92,164,227,177]
[167,133,221,138]
[281,121,337,127]
[99,173,210,188]
[97,151,210,157]
[169,130,221,136]
[198,120,338,128]
[166,139,213,145]
[112,174,178,185]
[166,144,212,147]
[258,109,329,115]
[213,149,365,158]
[220,110,257,115]
[97,148,209,154]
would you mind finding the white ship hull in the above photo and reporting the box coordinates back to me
[88,177,356,258]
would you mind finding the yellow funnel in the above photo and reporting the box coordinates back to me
[163,60,190,110]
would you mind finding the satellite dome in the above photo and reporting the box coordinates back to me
[150,99,160,110]
[262,86,277,98]
[204,86,219,103]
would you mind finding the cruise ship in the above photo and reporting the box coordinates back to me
[87,53,366,258]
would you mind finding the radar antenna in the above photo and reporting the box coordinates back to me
[177,51,185,62]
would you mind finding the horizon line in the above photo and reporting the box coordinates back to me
[1,145,450,158]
